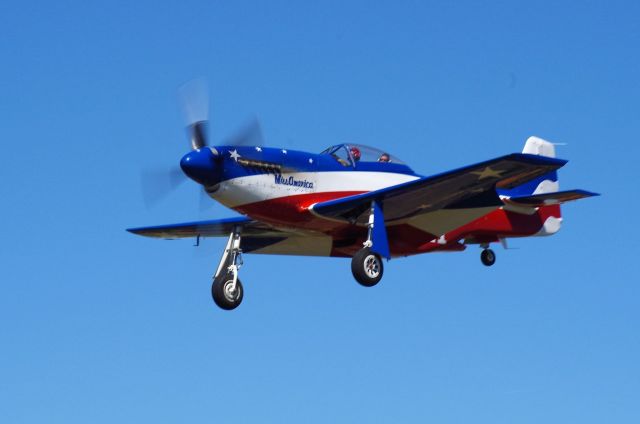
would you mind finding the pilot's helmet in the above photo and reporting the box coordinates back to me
[350,146,361,161]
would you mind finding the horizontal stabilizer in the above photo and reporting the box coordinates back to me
[504,189,599,207]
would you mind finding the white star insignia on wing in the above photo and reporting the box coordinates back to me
[282,149,287,154]
[229,149,241,161]
[255,146,262,152]
[471,166,504,180]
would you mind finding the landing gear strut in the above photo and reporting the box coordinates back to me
[351,201,387,287]
[211,226,244,310]
[480,244,496,267]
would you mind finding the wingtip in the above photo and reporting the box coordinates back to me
[585,190,601,198]
[514,152,568,167]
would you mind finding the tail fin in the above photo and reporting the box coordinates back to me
[497,137,563,236]
[499,136,599,237]
[499,136,560,197]
[522,135,556,158]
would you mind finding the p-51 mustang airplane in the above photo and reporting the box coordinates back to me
[128,83,597,310]
[129,120,597,310]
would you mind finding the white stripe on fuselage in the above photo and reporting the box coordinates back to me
[210,171,420,208]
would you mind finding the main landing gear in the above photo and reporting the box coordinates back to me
[211,227,244,310]
[351,247,384,287]
[480,244,496,267]
[351,201,388,287]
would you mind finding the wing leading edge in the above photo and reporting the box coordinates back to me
[127,216,289,239]
[127,216,336,256]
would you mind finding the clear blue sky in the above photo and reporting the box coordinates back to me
[1,1,638,422]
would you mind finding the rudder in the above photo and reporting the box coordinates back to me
[499,136,560,197]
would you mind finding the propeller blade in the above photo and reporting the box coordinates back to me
[224,116,264,147]
[140,166,186,208]
[178,78,210,150]
[188,120,208,150]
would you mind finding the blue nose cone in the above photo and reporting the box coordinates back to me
[180,148,219,186]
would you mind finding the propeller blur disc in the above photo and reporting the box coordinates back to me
[178,78,210,150]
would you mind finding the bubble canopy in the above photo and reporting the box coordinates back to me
[320,143,406,165]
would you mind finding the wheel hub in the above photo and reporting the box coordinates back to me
[223,280,239,301]
[364,255,380,278]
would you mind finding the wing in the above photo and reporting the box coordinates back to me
[127,216,288,239]
[310,153,568,224]
[127,216,337,256]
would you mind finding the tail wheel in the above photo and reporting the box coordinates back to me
[481,249,496,267]
[212,275,244,310]
[351,247,384,287]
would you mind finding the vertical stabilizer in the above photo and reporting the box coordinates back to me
[522,136,556,158]
[501,136,564,236]
[499,136,560,197]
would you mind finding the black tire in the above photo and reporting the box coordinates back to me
[481,249,496,267]
[351,247,384,287]
[211,274,244,310]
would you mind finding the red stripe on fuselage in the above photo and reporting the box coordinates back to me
[234,191,365,230]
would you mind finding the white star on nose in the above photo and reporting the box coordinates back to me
[229,149,241,161]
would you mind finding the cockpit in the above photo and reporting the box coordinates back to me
[320,144,407,167]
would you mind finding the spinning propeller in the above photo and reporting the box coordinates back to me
[141,79,264,208]
[179,77,264,151]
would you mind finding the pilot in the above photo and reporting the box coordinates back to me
[350,146,361,162]
[378,153,390,162]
